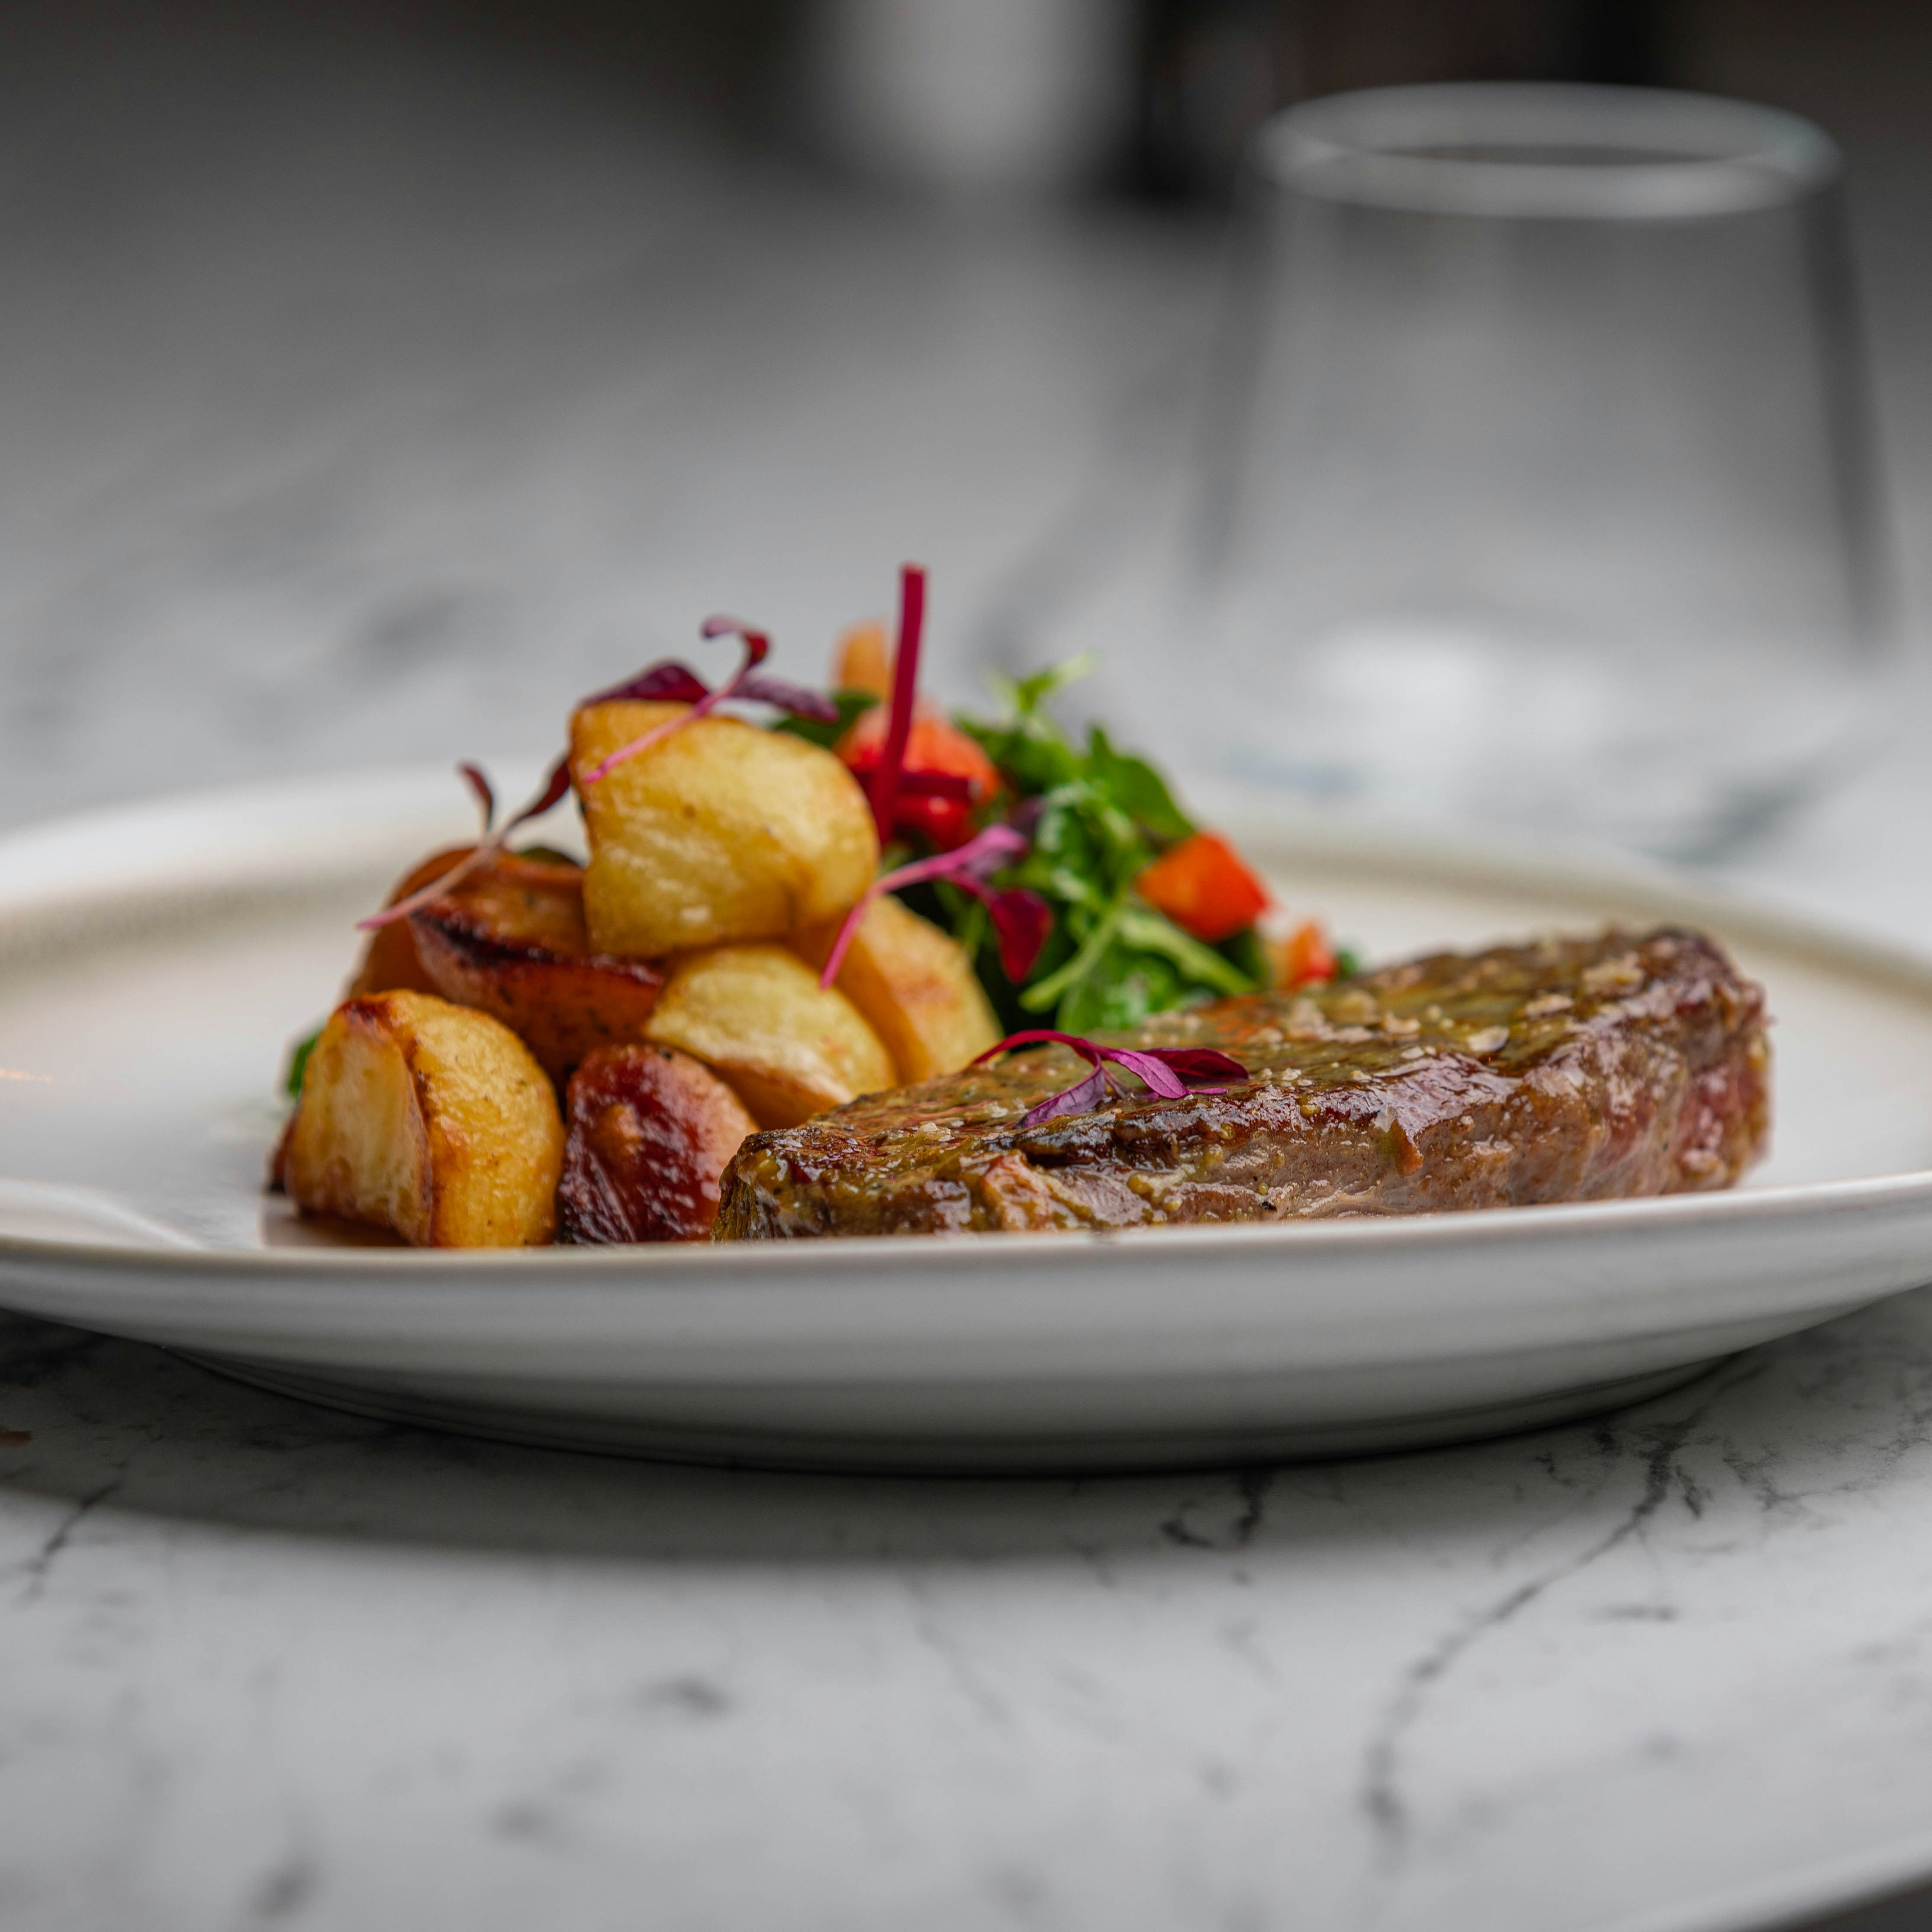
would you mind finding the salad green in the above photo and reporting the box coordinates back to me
[920,661,1269,1034]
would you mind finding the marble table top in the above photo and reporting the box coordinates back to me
[6,34,1932,1932]
[7,1289,1932,1932]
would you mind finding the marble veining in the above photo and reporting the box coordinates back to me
[7,1295,1932,1929]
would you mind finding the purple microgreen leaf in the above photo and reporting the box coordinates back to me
[1021,1063,1112,1125]
[700,615,771,670]
[357,753,573,932]
[456,761,496,833]
[1135,1046,1246,1083]
[957,880,1052,983]
[814,905,868,989]
[734,673,842,723]
[973,1028,1248,1126]
[581,660,714,708]
[1096,1047,1190,1099]
[972,1028,1099,1065]
[1005,795,1046,840]
[358,848,493,932]
[578,620,772,787]
[941,823,1029,874]
[515,753,573,825]
[815,823,1035,990]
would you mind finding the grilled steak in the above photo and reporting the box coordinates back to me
[715,927,1770,1238]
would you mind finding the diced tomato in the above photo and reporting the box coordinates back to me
[1134,831,1271,944]
[1266,918,1337,989]
[837,705,999,850]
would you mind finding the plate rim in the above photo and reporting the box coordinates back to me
[3,761,1929,1277]
[2,1167,1931,1281]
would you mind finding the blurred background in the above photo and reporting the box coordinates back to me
[2,0,1929,872]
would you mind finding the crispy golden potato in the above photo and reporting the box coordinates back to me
[570,701,878,958]
[558,1045,757,1243]
[407,854,664,1085]
[795,894,999,1083]
[643,942,895,1128]
[278,991,563,1247]
[346,845,474,997]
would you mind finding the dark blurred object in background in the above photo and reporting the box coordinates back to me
[1131,0,1668,198]
[0,0,806,134]
[10,0,1923,208]
[803,0,1139,193]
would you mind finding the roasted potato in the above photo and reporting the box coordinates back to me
[347,845,475,997]
[278,991,563,1247]
[795,894,999,1083]
[558,1045,757,1243]
[643,942,895,1128]
[407,855,664,1085]
[570,701,878,958]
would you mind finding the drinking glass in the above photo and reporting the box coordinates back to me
[1181,83,1895,857]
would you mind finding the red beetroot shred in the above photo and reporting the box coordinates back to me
[814,562,1050,989]
[852,566,997,835]
[868,565,925,844]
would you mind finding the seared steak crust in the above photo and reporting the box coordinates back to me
[714,928,1770,1238]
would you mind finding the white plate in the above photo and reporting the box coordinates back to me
[0,766,1928,1474]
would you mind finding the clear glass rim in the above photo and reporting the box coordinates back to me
[1253,83,1840,220]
